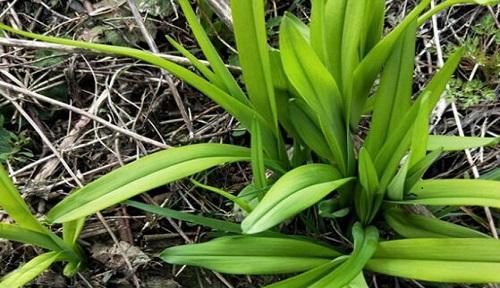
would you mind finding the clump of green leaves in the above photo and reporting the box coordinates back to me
[0,165,84,287]
[1,0,500,286]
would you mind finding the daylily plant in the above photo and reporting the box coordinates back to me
[0,0,499,286]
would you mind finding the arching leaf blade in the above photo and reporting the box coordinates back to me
[241,164,352,234]
[160,236,341,274]
[48,144,253,223]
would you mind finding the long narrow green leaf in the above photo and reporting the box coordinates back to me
[62,219,85,246]
[0,252,60,288]
[418,0,500,26]
[230,0,278,128]
[350,0,431,126]
[280,15,348,174]
[288,100,334,162]
[310,224,379,288]
[358,148,379,196]
[191,179,253,213]
[0,165,45,233]
[355,148,379,223]
[0,167,81,262]
[166,35,223,87]
[427,135,500,151]
[346,273,369,288]
[161,236,342,274]
[362,0,385,55]
[310,0,328,66]
[324,0,347,81]
[364,20,416,155]
[403,179,500,208]
[0,223,63,252]
[0,23,272,128]
[386,160,410,201]
[417,47,465,115]
[384,207,489,238]
[405,149,442,191]
[48,144,253,223]
[409,94,431,167]
[367,238,500,283]
[340,0,367,120]
[0,23,287,159]
[373,98,422,189]
[177,0,248,105]
[125,200,242,233]
[251,118,267,190]
[242,164,352,234]
[265,257,347,288]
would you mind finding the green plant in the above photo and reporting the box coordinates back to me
[0,165,84,287]
[0,115,32,162]
[446,78,496,107]
[1,0,500,286]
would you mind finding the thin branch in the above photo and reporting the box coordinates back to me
[0,80,170,149]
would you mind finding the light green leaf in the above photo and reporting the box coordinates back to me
[177,0,248,105]
[355,148,379,223]
[367,238,500,283]
[346,273,369,288]
[340,0,367,120]
[0,23,286,159]
[403,179,500,208]
[310,224,378,288]
[280,14,348,175]
[350,0,430,126]
[310,0,328,66]
[48,144,254,223]
[264,257,347,288]
[358,148,379,195]
[231,0,278,128]
[472,0,500,4]
[0,252,60,288]
[0,168,80,262]
[384,207,489,238]
[364,20,416,155]
[0,223,62,252]
[62,260,82,277]
[63,219,85,246]
[288,99,334,162]
[418,0,500,25]
[166,35,223,87]
[242,164,352,234]
[386,159,410,201]
[427,135,499,151]
[191,179,253,213]
[408,90,431,167]
[373,98,421,189]
[160,236,341,274]
[251,118,267,190]
[405,149,442,191]
[361,0,385,55]
[324,0,347,81]
[417,48,465,115]
[0,165,45,233]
